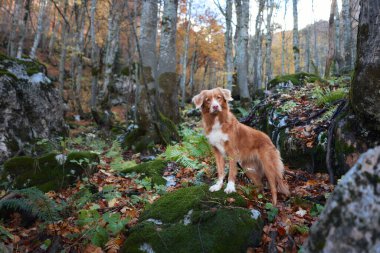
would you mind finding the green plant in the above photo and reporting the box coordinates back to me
[77,209,130,247]
[265,202,279,222]
[236,107,249,117]
[310,203,324,217]
[0,225,13,241]
[311,86,348,106]
[0,187,62,222]
[162,127,212,169]
[278,100,298,113]
[105,140,137,171]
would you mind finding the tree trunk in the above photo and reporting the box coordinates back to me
[292,0,300,72]
[305,27,311,73]
[8,0,22,57]
[350,0,380,131]
[16,0,31,59]
[189,49,198,98]
[90,0,99,110]
[157,0,179,123]
[253,0,265,91]
[138,0,158,130]
[325,0,337,78]
[235,0,251,106]
[48,18,60,59]
[225,0,233,91]
[30,0,48,59]
[180,0,192,108]
[312,0,319,74]
[342,0,352,70]
[265,0,275,81]
[58,0,70,98]
[334,2,343,73]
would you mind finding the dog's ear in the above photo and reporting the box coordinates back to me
[220,88,233,102]
[192,93,204,109]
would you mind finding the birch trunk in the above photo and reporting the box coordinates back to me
[16,0,31,58]
[342,0,352,70]
[265,0,274,81]
[292,0,300,72]
[8,0,22,57]
[157,0,179,123]
[138,0,158,130]
[281,0,288,74]
[90,0,99,110]
[180,0,192,108]
[312,0,319,74]
[325,0,337,77]
[235,0,251,105]
[58,0,70,98]
[253,0,265,90]
[30,0,48,59]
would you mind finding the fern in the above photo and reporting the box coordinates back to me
[0,187,61,222]
[162,127,212,169]
[106,140,136,171]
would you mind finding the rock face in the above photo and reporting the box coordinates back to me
[0,54,65,163]
[122,185,263,253]
[303,146,380,253]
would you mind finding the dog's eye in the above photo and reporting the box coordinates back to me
[217,96,222,100]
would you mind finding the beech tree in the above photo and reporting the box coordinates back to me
[235,0,250,105]
[180,0,192,107]
[325,0,337,77]
[58,0,70,98]
[16,0,31,59]
[292,0,300,72]
[265,0,275,82]
[30,0,48,59]
[253,0,265,90]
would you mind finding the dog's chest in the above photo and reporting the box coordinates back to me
[206,120,229,155]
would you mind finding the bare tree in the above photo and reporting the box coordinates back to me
[90,0,99,110]
[157,0,180,123]
[16,0,31,58]
[342,0,352,70]
[281,0,288,74]
[312,0,319,74]
[48,17,61,59]
[30,0,48,59]
[325,0,337,77]
[58,0,70,98]
[235,0,251,105]
[253,0,265,90]
[180,0,192,107]
[292,0,300,72]
[265,0,275,82]
[8,0,22,57]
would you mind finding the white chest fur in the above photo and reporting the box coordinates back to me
[206,119,229,155]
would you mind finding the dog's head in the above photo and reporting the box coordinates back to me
[192,88,233,114]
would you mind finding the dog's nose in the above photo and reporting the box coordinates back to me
[212,105,219,110]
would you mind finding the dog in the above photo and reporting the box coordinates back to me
[192,88,289,205]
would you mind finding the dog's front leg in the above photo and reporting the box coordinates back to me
[224,158,237,193]
[209,147,225,192]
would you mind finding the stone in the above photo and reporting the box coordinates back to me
[1,151,99,192]
[0,54,66,163]
[303,146,380,253]
[121,185,263,253]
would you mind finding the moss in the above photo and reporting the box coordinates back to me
[0,69,17,79]
[122,185,262,253]
[1,152,99,192]
[268,72,322,89]
[15,58,45,76]
[157,111,180,145]
[120,160,167,185]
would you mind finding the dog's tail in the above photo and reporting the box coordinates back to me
[274,154,290,196]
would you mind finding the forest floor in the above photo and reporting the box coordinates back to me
[0,113,334,253]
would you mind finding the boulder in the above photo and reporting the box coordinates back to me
[0,53,66,163]
[120,159,167,186]
[1,151,99,192]
[303,146,380,252]
[122,185,263,253]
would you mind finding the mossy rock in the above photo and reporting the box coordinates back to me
[122,185,263,253]
[1,152,99,192]
[120,159,167,185]
[0,69,17,79]
[268,72,322,89]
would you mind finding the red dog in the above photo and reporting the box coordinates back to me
[192,88,289,204]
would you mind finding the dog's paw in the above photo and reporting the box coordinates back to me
[209,181,223,192]
[224,182,236,194]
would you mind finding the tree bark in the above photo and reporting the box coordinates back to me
[225,0,233,91]
[16,0,31,59]
[342,0,352,70]
[157,0,179,123]
[350,0,380,131]
[265,0,275,82]
[325,0,337,77]
[292,0,300,72]
[235,0,251,105]
[30,0,48,59]
[305,27,311,73]
[253,0,265,90]
[90,0,99,110]
[8,0,22,57]
[58,0,70,98]
[48,18,61,59]
[312,0,319,74]
[180,0,192,108]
